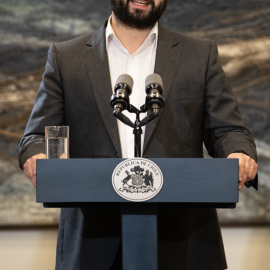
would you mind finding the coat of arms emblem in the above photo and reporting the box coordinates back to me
[112,158,163,202]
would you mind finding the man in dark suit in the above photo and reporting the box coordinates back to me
[19,0,258,269]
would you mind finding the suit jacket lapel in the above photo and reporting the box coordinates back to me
[143,25,183,154]
[83,23,122,156]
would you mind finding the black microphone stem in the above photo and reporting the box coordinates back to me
[134,112,142,157]
[134,126,142,158]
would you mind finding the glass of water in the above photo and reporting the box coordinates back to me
[45,126,69,159]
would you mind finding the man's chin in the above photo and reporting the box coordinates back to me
[111,0,165,30]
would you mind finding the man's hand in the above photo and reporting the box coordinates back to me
[227,153,258,190]
[23,153,46,189]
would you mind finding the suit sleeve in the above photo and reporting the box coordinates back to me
[18,44,65,169]
[203,41,258,188]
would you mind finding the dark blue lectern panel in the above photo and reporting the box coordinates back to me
[37,158,238,205]
[122,205,158,270]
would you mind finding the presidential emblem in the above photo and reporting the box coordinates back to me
[112,158,163,202]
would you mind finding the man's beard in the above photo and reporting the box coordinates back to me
[110,0,168,30]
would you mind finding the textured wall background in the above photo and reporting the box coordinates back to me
[0,0,269,226]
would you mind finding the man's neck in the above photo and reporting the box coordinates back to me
[111,13,153,55]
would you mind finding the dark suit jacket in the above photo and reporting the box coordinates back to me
[19,22,257,270]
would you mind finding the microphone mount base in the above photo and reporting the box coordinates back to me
[113,103,162,158]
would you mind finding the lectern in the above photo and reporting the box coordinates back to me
[37,158,238,270]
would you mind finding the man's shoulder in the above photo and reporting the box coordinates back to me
[160,26,216,48]
[52,23,105,53]
[53,32,93,51]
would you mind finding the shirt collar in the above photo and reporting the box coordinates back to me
[106,15,158,55]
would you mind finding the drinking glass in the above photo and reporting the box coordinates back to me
[45,126,69,159]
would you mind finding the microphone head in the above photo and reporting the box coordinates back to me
[145,73,164,93]
[115,74,134,95]
[111,74,133,111]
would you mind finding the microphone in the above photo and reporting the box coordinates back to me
[145,73,165,113]
[110,74,133,114]
[110,74,135,128]
[137,74,165,127]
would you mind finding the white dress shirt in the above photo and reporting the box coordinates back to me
[106,17,158,158]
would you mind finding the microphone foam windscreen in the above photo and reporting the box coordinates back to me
[145,73,164,91]
[116,74,134,90]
